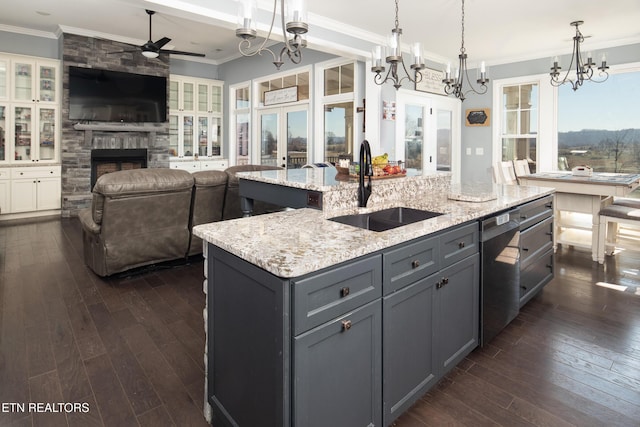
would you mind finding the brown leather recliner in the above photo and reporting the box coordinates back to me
[78,168,194,277]
[188,170,228,256]
[222,164,284,220]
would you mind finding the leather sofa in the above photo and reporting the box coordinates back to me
[79,165,282,276]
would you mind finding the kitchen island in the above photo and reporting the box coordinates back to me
[194,175,554,427]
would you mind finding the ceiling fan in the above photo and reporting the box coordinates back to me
[114,9,205,59]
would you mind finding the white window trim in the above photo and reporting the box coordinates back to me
[492,73,556,172]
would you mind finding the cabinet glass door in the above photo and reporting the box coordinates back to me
[14,106,32,161]
[14,62,33,102]
[38,107,56,160]
[211,85,222,113]
[182,115,194,157]
[197,84,209,113]
[197,116,208,157]
[168,115,179,157]
[211,116,221,156]
[182,82,194,111]
[169,81,179,110]
[0,105,6,161]
[0,59,7,99]
[38,65,56,102]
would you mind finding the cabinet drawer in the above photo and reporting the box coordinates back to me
[11,166,61,179]
[293,255,382,334]
[440,222,479,268]
[519,195,553,230]
[520,216,554,270]
[0,169,9,180]
[520,248,554,307]
[383,235,439,294]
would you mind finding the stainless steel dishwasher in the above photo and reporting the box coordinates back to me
[480,208,521,346]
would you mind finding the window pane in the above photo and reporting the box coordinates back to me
[503,111,518,134]
[405,104,423,170]
[287,110,307,169]
[503,86,519,110]
[436,110,452,171]
[236,86,250,109]
[324,66,340,96]
[340,63,354,93]
[502,137,537,173]
[236,113,249,164]
[283,75,296,88]
[261,113,278,166]
[324,102,353,163]
[297,72,310,100]
[558,70,640,173]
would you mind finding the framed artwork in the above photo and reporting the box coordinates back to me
[415,68,446,95]
[465,108,490,126]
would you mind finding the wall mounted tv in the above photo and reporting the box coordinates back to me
[68,66,167,123]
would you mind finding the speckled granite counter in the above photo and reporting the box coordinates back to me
[193,181,554,278]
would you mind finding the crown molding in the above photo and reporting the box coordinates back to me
[0,24,58,39]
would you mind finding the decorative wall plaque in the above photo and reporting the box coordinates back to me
[465,108,490,126]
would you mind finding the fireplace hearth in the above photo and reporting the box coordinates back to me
[91,148,148,189]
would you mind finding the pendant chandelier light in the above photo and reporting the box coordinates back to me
[236,0,308,70]
[549,21,609,91]
[442,0,488,101]
[371,0,426,90]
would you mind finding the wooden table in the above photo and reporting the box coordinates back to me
[518,172,640,262]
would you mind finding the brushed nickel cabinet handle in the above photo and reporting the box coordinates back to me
[340,287,350,298]
[341,320,352,331]
[411,260,420,269]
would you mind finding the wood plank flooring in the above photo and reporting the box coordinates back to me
[1,217,639,427]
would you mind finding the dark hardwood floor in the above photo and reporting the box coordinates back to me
[1,217,639,427]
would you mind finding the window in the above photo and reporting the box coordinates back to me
[500,83,539,173]
[258,71,309,105]
[230,83,251,165]
[558,69,640,173]
[317,60,358,163]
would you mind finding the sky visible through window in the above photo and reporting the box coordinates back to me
[558,70,640,132]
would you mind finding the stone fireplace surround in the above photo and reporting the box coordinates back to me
[61,33,170,217]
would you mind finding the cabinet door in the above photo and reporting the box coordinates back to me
[13,105,33,162]
[36,177,61,210]
[37,106,56,161]
[0,178,9,213]
[0,104,7,162]
[12,61,34,102]
[437,253,480,375]
[0,58,7,100]
[383,274,438,426]
[197,83,209,113]
[37,63,57,103]
[293,300,381,427]
[10,179,37,212]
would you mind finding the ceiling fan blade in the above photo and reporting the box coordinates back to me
[154,37,171,49]
[159,49,205,57]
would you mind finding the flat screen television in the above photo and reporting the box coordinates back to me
[68,66,167,123]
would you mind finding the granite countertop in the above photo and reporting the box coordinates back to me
[194,182,554,278]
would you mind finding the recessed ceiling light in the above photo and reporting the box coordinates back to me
[36,11,51,16]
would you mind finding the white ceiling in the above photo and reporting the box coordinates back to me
[1,0,640,68]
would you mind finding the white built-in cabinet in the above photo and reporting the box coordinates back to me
[0,52,61,218]
[169,74,226,171]
[0,54,60,165]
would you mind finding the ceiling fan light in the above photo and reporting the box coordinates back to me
[142,50,159,59]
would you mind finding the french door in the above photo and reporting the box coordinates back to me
[257,105,308,169]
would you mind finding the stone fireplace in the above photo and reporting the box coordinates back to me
[60,33,170,217]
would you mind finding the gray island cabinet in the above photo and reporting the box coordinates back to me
[205,220,479,427]
[194,178,555,427]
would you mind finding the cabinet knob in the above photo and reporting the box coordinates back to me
[520,215,528,220]
[340,287,350,298]
[522,247,529,252]
[341,320,352,331]
[411,260,420,269]
[458,241,465,249]
[442,277,449,285]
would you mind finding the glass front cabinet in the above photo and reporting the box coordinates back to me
[169,75,223,159]
[0,54,59,165]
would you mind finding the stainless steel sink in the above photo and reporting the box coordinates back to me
[328,207,443,232]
